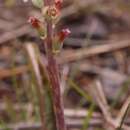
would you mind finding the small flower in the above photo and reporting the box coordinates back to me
[58,28,71,42]
[42,6,59,21]
[28,16,41,28]
[42,0,63,22]
[52,28,71,53]
[55,0,63,10]
[47,6,59,18]
[28,17,46,38]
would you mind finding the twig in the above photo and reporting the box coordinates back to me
[59,39,130,64]
[0,25,32,44]
[0,65,29,79]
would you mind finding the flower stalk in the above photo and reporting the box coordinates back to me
[28,0,70,130]
[43,0,67,130]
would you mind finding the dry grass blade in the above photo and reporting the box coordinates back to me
[90,80,111,121]
[116,96,130,130]
[117,103,130,130]
[25,43,47,130]
[92,80,130,130]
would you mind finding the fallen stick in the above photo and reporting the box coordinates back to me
[0,65,29,79]
[0,25,32,44]
[59,40,130,64]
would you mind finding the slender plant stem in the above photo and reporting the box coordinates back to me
[43,0,67,130]
[44,0,54,6]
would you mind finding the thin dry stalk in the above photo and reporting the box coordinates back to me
[116,96,130,128]
[25,43,47,130]
[93,80,130,130]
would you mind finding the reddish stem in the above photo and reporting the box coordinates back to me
[44,0,54,6]
[43,0,67,130]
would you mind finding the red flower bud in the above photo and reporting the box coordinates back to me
[55,0,63,10]
[52,28,70,53]
[58,28,71,42]
[28,16,41,28]
[28,16,46,38]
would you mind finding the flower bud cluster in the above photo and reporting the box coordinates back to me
[28,0,71,53]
